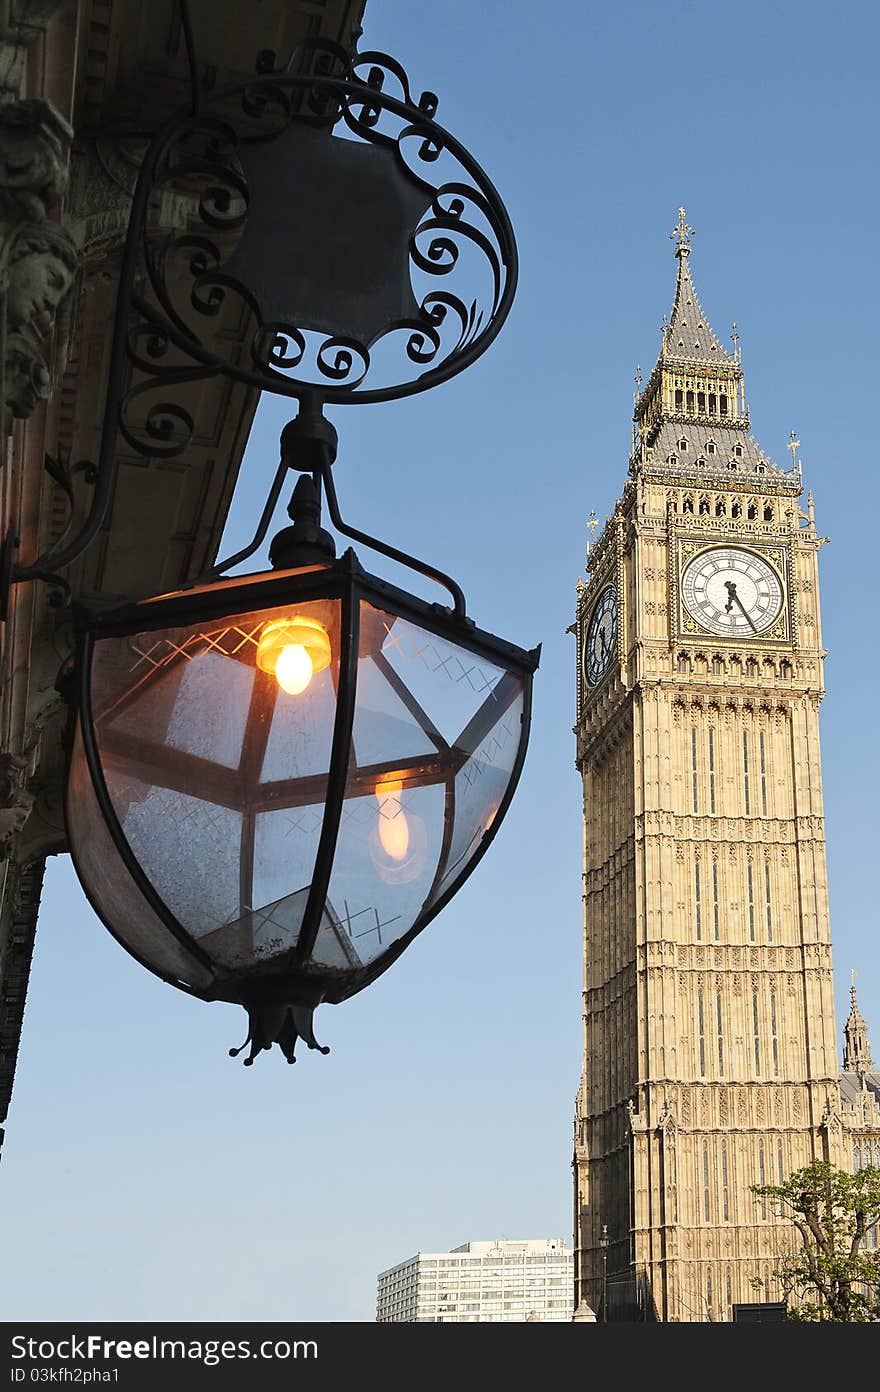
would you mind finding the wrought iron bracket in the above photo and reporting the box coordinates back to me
[0,450,98,620]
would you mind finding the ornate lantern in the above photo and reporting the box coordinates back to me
[5,33,538,1064]
[66,518,535,1063]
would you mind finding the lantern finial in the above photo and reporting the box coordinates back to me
[230,1001,331,1066]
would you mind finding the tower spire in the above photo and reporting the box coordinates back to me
[629,210,788,477]
[843,973,874,1072]
[662,209,732,363]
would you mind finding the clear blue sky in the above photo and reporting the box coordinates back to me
[2,0,878,1322]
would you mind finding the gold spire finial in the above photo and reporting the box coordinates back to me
[632,366,642,453]
[586,510,598,560]
[787,430,801,479]
[671,207,693,257]
[731,322,740,362]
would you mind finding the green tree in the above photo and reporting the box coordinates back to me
[751,1159,880,1321]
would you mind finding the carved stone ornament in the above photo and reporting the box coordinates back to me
[0,4,67,101]
[0,97,78,435]
[5,219,77,333]
[3,328,50,421]
[0,97,73,222]
[0,751,34,857]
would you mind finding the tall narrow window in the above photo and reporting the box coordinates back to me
[753,991,761,1072]
[695,859,702,941]
[697,390,706,413]
[720,394,728,416]
[743,731,750,814]
[716,991,724,1075]
[759,1141,767,1218]
[712,862,720,940]
[686,389,694,412]
[726,1270,732,1311]
[759,731,768,815]
[698,992,706,1075]
[748,863,755,941]
[777,1138,785,1184]
[770,991,779,1075]
[691,728,699,813]
[708,728,716,813]
[703,1141,711,1220]
[722,1140,730,1220]
[706,1270,713,1312]
[765,862,773,941]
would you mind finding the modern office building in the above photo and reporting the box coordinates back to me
[376,1238,574,1323]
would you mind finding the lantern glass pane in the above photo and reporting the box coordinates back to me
[88,597,340,972]
[67,724,214,990]
[312,602,524,969]
[117,774,243,942]
[425,687,525,909]
[366,607,512,745]
[319,781,446,968]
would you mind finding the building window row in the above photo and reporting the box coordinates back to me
[679,494,773,521]
[696,988,781,1077]
[674,389,729,416]
[692,851,775,943]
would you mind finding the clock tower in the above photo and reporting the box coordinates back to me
[573,211,842,1322]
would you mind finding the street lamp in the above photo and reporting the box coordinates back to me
[599,1224,610,1322]
[1,27,538,1065]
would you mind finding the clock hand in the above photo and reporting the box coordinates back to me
[724,580,757,633]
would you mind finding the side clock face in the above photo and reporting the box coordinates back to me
[583,584,618,686]
[681,547,783,637]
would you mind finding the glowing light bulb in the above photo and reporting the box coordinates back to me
[274,643,314,695]
[376,784,410,861]
[256,615,330,695]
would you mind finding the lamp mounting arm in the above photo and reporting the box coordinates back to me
[318,458,467,621]
[277,395,468,621]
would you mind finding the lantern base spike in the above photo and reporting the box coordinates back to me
[229,999,331,1067]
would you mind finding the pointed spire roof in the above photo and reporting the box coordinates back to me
[663,209,734,365]
[843,974,874,1072]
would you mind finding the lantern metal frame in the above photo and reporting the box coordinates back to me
[66,546,538,1059]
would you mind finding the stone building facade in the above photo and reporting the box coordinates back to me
[572,210,873,1321]
[0,0,366,1164]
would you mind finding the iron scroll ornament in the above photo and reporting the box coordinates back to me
[0,41,517,611]
[115,42,518,462]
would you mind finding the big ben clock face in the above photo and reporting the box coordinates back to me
[583,584,618,686]
[681,547,784,637]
